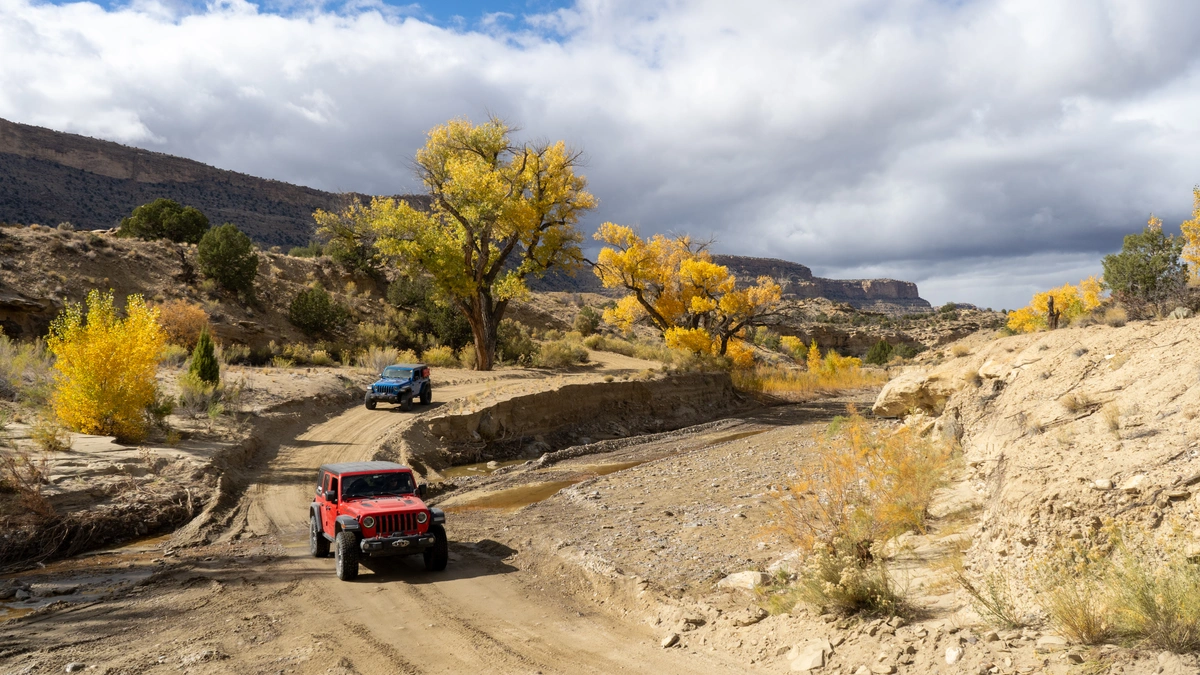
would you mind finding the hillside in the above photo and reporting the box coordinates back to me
[0,117,930,311]
[0,117,432,249]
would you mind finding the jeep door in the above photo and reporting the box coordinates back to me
[320,472,339,534]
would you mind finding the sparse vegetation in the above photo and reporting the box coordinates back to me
[573,306,602,336]
[775,411,954,615]
[0,331,53,405]
[533,339,589,369]
[1008,277,1104,333]
[497,319,537,365]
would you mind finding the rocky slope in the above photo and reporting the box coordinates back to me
[714,255,931,312]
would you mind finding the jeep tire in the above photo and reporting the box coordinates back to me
[419,384,431,405]
[400,395,413,412]
[423,524,448,572]
[364,396,376,411]
[310,514,329,558]
[335,530,360,581]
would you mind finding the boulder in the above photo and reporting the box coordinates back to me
[788,640,832,671]
[717,571,769,591]
[1120,474,1150,494]
[871,370,961,418]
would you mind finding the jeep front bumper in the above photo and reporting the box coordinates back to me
[359,533,436,557]
[366,390,411,404]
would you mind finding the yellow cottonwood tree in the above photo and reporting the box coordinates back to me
[593,223,782,356]
[47,290,166,442]
[1007,276,1104,333]
[1180,187,1200,280]
[321,118,596,370]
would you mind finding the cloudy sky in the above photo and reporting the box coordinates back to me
[3,0,1199,309]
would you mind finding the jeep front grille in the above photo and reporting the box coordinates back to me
[378,512,419,535]
[375,384,404,395]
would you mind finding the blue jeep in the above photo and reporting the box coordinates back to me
[365,364,432,412]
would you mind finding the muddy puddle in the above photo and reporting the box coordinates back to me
[0,533,170,622]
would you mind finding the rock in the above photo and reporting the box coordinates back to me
[945,647,964,664]
[486,460,499,469]
[1120,474,1150,493]
[1168,307,1192,320]
[1092,478,1113,490]
[14,589,31,601]
[870,666,896,675]
[871,370,961,418]
[788,642,827,671]
[731,607,769,627]
[661,633,679,648]
[717,571,769,591]
[982,630,999,642]
[1064,652,1084,664]
[1035,635,1068,653]
[65,664,86,673]
[1166,489,1192,500]
[0,587,15,600]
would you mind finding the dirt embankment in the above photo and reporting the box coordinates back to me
[381,371,750,475]
[874,317,1200,604]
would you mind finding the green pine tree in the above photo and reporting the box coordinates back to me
[865,339,894,366]
[189,327,220,386]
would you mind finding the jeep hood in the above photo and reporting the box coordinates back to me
[341,496,427,513]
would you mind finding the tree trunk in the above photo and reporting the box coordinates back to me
[464,292,503,371]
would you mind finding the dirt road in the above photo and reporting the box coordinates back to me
[1,369,749,674]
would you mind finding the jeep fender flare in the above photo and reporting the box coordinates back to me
[429,507,446,525]
[334,515,361,534]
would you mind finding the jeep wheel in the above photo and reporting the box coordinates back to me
[364,399,377,411]
[423,524,448,572]
[419,385,431,405]
[400,395,413,412]
[335,531,360,581]
[310,514,329,558]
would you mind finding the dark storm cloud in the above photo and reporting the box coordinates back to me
[2,0,1199,308]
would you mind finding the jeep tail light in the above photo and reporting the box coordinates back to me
[416,511,428,524]
[422,367,430,378]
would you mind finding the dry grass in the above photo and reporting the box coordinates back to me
[31,416,71,453]
[946,556,1026,628]
[0,449,55,517]
[951,344,971,358]
[733,364,888,398]
[775,411,955,616]
[1059,392,1097,414]
[1101,403,1121,435]
[1104,306,1128,328]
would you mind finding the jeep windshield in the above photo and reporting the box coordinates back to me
[342,472,417,499]
[380,366,413,380]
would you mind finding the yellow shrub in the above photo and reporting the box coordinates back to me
[157,299,210,349]
[47,290,166,442]
[780,335,805,361]
[806,341,821,372]
[422,345,460,368]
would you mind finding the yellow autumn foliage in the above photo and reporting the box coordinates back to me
[780,335,806,361]
[1007,276,1105,333]
[806,341,822,372]
[47,290,166,442]
[593,223,781,358]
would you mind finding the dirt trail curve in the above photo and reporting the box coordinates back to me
[0,366,751,674]
[218,376,746,674]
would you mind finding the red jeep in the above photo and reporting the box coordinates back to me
[309,461,448,581]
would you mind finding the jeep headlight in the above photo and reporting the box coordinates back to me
[416,511,428,524]
[362,516,375,528]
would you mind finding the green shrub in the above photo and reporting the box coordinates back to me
[188,327,220,386]
[118,199,210,244]
[288,241,324,258]
[1102,220,1188,318]
[865,340,894,366]
[534,339,589,368]
[892,343,923,360]
[178,371,219,415]
[422,345,459,367]
[497,320,537,364]
[289,284,350,336]
[197,224,259,293]
[573,306,602,336]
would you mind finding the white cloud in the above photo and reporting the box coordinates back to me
[2,0,1200,308]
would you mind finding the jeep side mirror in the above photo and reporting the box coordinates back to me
[417,483,428,499]
[324,490,337,503]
